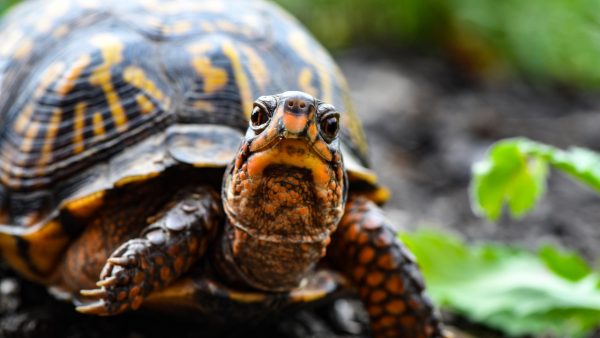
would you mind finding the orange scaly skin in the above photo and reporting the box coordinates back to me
[217,92,347,292]
[329,196,446,338]
[75,186,222,315]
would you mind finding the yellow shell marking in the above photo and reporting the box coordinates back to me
[52,25,69,39]
[35,18,53,34]
[200,22,215,32]
[0,27,22,57]
[187,41,212,55]
[0,231,36,281]
[191,57,228,94]
[228,290,267,303]
[135,94,155,115]
[215,20,238,34]
[337,66,368,156]
[27,220,70,275]
[289,31,332,103]
[14,104,35,134]
[0,156,11,183]
[145,16,163,29]
[33,62,66,99]
[38,108,62,165]
[289,289,328,303]
[57,54,92,96]
[64,190,106,219]
[13,39,33,60]
[192,100,216,113]
[20,121,40,152]
[92,112,106,137]
[240,45,268,92]
[164,21,193,35]
[123,66,165,101]
[299,68,317,97]
[222,41,253,118]
[34,0,69,33]
[89,34,127,132]
[73,101,87,154]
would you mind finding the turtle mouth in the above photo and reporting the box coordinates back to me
[244,138,338,188]
[222,121,346,246]
[249,135,334,163]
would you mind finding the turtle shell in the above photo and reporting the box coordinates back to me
[0,0,386,230]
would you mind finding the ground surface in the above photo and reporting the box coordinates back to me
[1,51,600,337]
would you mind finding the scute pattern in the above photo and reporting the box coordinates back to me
[0,0,370,215]
[0,27,174,189]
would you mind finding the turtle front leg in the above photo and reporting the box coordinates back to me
[327,196,446,338]
[77,186,222,315]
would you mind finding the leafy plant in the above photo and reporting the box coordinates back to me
[471,138,600,221]
[401,230,600,337]
[274,0,600,87]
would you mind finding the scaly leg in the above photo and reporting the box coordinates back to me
[76,186,222,315]
[327,196,446,338]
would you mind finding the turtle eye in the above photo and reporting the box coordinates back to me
[250,104,269,127]
[319,114,339,141]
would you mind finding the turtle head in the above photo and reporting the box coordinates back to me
[222,91,347,244]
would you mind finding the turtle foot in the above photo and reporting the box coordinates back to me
[76,187,221,316]
[77,238,154,315]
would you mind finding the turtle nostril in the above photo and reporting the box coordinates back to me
[283,96,314,114]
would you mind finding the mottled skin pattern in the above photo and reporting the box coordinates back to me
[215,93,346,292]
[0,0,446,337]
[64,184,222,315]
[330,196,444,337]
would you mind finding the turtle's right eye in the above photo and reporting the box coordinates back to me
[250,104,269,127]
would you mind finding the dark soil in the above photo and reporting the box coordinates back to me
[342,51,600,261]
[2,51,600,338]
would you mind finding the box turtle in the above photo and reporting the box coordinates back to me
[0,0,446,337]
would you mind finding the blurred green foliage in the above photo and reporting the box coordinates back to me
[471,138,600,221]
[402,230,600,337]
[274,0,600,87]
[273,0,445,50]
[0,0,19,15]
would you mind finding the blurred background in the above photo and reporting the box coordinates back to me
[269,0,600,256]
[3,0,600,337]
[263,1,600,337]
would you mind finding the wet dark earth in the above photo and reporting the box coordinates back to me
[2,51,600,337]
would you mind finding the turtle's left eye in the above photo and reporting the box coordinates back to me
[319,114,339,141]
[250,104,269,127]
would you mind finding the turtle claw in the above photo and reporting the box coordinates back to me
[96,276,118,288]
[108,256,136,267]
[81,239,154,316]
[80,288,108,298]
[76,300,107,315]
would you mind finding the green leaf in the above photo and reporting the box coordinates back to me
[471,138,600,221]
[545,147,600,193]
[539,245,591,282]
[401,230,600,337]
[470,138,548,221]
